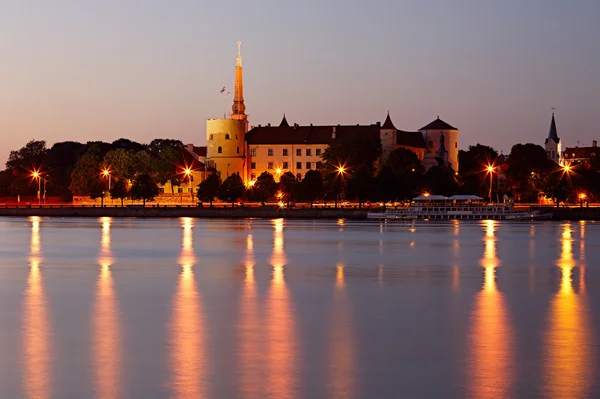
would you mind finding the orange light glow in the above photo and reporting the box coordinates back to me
[544,223,594,398]
[23,216,51,399]
[563,164,571,173]
[579,193,587,200]
[32,171,39,179]
[337,166,345,174]
[170,218,205,398]
[422,191,430,197]
[184,168,191,176]
[102,169,110,177]
[486,165,495,173]
[276,192,283,199]
[275,168,282,174]
[246,180,256,187]
[467,220,514,398]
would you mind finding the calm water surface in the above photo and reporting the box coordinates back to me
[0,217,599,398]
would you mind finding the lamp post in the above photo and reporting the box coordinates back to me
[184,168,193,203]
[102,169,112,191]
[32,171,41,205]
[486,165,495,203]
[335,165,345,208]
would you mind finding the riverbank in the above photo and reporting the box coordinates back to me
[1,205,599,220]
[0,205,369,219]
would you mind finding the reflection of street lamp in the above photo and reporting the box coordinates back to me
[486,165,496,203]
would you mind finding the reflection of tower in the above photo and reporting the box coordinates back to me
[466,220,513,399]
[544,223,594,398]
[93,217,121,399]
[206,41,248,181]
[328,264,357,398]
[22,216,51,399]
[170,218,205,398]
[266,219,296,397]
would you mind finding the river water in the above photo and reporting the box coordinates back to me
[0,217,598,398]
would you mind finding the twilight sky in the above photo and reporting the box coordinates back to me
[2,0,599,166]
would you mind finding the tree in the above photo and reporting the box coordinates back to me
[109,179,129,207]
[197,173,221,207]
[534,171,570,207]
[111,138,146,153]
[457,144,499,197]
[217,173,244,205]
[255,171,277,205]
[387,147,423,175]
[322,131,382,175]
[103,149,136,181]
[6,140,47,171]
[506,144,554,202]
[346,164,374,207]
[375,166,398,203]
[43,141,85,199]
[279,171,298,205]
[89,179,107,206]
[423,166,457,197]
[69,149,103,196]
[299,170,324,207]
[129,173,159,206]
[147,139,184,157]
[154,147,182,192]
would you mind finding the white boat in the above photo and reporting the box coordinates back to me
[367,195,549,221]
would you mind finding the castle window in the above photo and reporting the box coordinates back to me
[250,148,256,156]
[316,149,322,156]
[455,142,457,148]
[190,176,194,182]
[316,161,322,169]
[209,134,214,140]
[225,134,231,140]
[283,148,288,156]
[251,162,256,169]
[236,135,238,139]
[296,148,302,156]
[283,161,289,169]
[306,162,311,169]
[237,147,240,154]
[268,162,274,170]
[268,149,273,156]
[178,187,183,193]
[296,162,302,170]
[306,149,312,156]
[218,146,222,154]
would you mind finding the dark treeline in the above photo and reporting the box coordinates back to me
[0,138,195,201]
[2,136,600,206]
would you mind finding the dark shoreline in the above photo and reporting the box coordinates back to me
[1,206,599,220]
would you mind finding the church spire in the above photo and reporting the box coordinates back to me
[547,112,559,144]
[231,41,247,121]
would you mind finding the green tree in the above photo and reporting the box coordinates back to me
[147,139,184,156]
[89,179,107,206]
[6,140,47,171]
[506,143,554,202]
[69,149,103,196]
[43,141,85,199]
[423,166,457,197]
[217,173,244,206]
[322,131,382,175]
[255,171,277,205]
[387,147,423,175]
[154,147,182,192]
[129,173,159,206]
[109,179,129,207]
[279,171,298,205]
[197,173,221,207]
[103,149,136,180]
[346,164,374,207]
[375,166,397,203]
[299,170,324,207]
[457,144,499,197]
[534,171,570,207]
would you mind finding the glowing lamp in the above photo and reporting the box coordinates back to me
[32,171,39,179]
[423,192,430,197]
[579,193,587,200]
[563,164,571,173]
[486,165,495,173]
[275,168,282,174]
[184,168,192,176]
[337,166,345,174]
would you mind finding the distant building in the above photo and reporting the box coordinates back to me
[563,141,598,164]
[544,113,563,164]
[204,42,460,183]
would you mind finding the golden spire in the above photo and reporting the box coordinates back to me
[231,40,247,120]
[236,41,242,66]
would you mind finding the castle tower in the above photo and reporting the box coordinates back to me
[419,117,459,172]
[206,41,248,181]
[544,112,562,164]
[380,112,397,164]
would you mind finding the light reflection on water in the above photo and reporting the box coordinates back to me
[467,220,514,399]
[266,218,297,398]
[169,217,205,398]
[1,218,599,398]
[22,216,52,399]
[543,222,595,399]
[93,217,120,399]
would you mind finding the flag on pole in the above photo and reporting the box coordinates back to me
[220,86,226,94]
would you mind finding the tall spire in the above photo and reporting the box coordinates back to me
[381,111,396,130]
[231,41,247,121]
[547,112,559,143]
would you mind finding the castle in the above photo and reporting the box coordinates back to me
[204,43,460,183]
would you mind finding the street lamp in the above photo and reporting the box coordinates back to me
[102,169,112,191]
[32,170,41,205]
[184,168,193,202]
[486,165,496,203]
